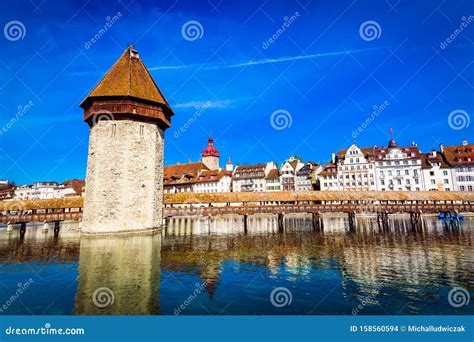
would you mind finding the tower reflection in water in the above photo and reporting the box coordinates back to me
[74,233,161,315]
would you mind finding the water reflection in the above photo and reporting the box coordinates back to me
[0,215,472,315]
[73,233,161,315]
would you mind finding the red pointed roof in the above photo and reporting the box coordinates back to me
[202,136,219,157]
[80,46,173,115]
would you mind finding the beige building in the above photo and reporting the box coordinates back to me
[280,156,304,191]
[421,150,454,191]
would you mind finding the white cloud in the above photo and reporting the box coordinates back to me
[173,99,238,109]
[151,46,388,71]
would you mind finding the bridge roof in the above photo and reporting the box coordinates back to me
[163,191,474,204]
[1,191,473,211]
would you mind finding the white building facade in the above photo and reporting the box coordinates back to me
[337,145,377,191]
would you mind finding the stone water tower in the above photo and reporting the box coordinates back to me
[80,46,174,234]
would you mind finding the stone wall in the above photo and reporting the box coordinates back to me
[82,120,164,234]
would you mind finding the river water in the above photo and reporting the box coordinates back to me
[0,215,472,315]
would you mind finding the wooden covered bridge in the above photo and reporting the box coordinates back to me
[1,191,473,235]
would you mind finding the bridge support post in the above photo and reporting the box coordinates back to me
[243,214,248,234]
[377,212,389,231]
[348,212,356,232]
[53,221,60,237]
[278,213,285,233]
[312,212,323,231]
[6,224,14,232]
[43,222,50,233]
[19,222,26,238]
[410,211,423,230]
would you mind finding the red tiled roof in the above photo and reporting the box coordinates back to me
[164,162,208,185]
[318,162,337,176]
[61,179,85,195]
[265,169,280,180]
[421,152,450,169]
[374,145,421,160]
[195,169,232,183]
[443,143,474,166]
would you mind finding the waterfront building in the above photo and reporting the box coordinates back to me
[373,136,424,191]
[280,156,304,191]
[265,169,281,191]
[193,169,232,193]
[296,162,322,191]
[336,145,377,191]
[317,130,431,191]
[318,161,340,191]
[13,180,84,200]
[0,181,14,200]
[163,162,208,193]
[441,141,474,191]
[421,150,454,191]
[232,162,278,192]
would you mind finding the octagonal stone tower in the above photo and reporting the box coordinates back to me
[80,46,174,234]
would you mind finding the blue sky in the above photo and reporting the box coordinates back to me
[0,0,473,185]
